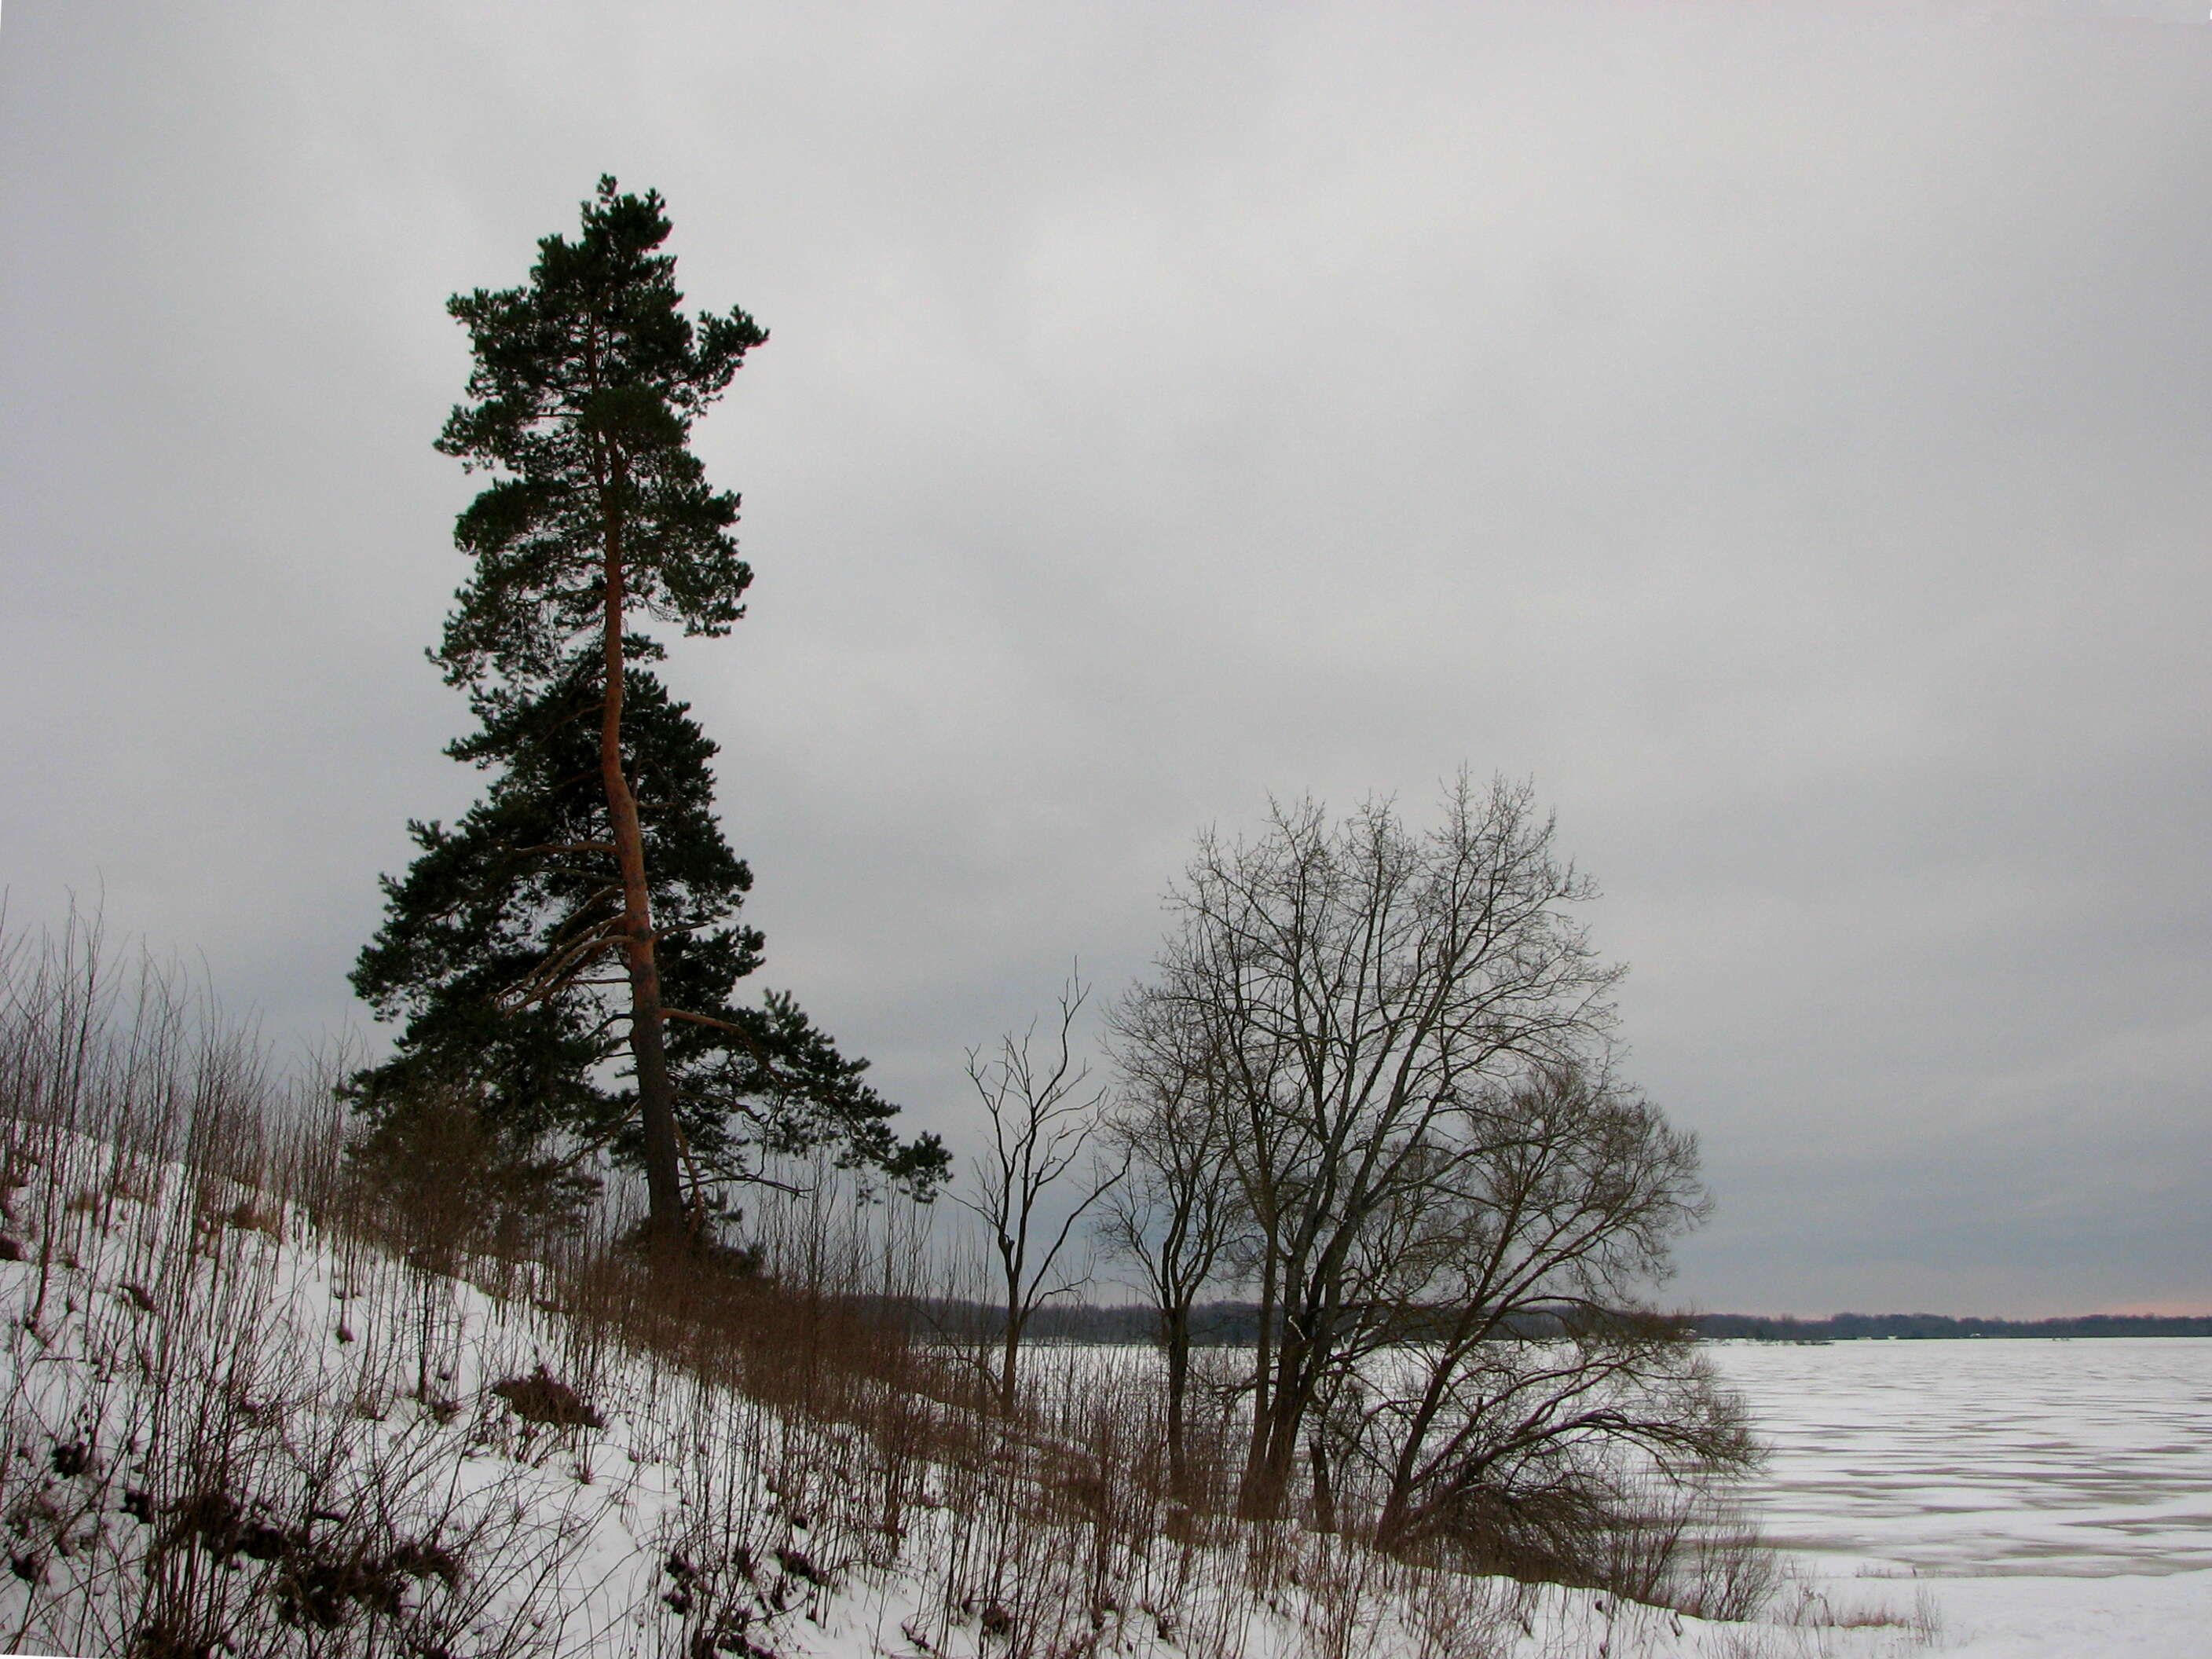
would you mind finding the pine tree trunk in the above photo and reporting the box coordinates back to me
[599,474,687,1244]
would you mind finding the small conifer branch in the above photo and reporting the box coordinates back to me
[661,1008,826,1099]
[670,1116,711,1231]
[499,921,626,1011]
[665,1121,812,1198]
[727,1166,811,1199]
[671,1082,776,1130]
[544,1116,634,1175]
[539,888,624,939]
[661,1006,775,1064]
[503,943,621,1011]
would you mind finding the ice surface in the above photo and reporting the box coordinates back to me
[1708,1338,2212,1655]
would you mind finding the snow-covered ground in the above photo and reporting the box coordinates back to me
[2,1094,2200,1658]
[0,1111,1943,1659]
[1708,1339,2212,1657]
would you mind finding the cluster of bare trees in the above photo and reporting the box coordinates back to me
[973,775,1753,1571]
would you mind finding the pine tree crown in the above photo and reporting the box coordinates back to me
[432,176,768,694]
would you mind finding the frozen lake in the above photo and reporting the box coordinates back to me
[1707,1337,2212,1654]
[1031,1338,2212,1651]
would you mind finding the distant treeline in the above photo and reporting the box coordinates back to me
[877,1300,2212,1344]
[1689,1312,2212,1341]
[876,1300,1614,1346]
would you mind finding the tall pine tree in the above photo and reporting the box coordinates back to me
[353,179,944,1243]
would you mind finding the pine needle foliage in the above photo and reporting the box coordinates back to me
[351,179,946,1238]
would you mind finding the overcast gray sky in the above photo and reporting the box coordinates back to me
[3,0,2207,1317]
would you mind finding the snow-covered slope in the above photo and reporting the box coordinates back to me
[0,1112,1938,1659]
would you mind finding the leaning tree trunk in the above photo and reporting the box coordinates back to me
[599,470,687,1244]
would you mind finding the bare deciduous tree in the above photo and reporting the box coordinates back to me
[1345,1063,1752,1555]
[958,976,1126,1412]
[1100,983,1240,1492]
[1130,773,1742,1551]
[1161,775,1622,1514]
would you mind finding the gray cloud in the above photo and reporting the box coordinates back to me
[4,0,2207,1315]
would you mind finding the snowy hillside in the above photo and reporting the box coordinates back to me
[0,1103,1952,1659]
[0,917,1961,1659]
